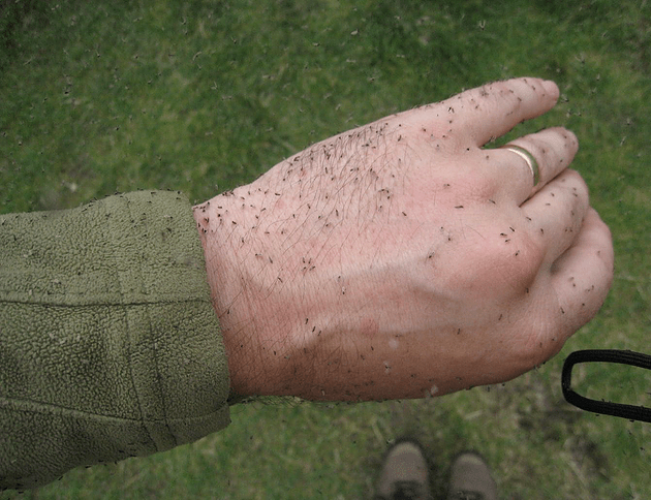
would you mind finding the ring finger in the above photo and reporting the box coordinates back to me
[521,168,590,265]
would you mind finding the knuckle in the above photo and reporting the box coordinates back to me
[484,232,544,291]
[560,169,590,208]
[436,225,544,300]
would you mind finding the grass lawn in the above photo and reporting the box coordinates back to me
[1,0,650,498]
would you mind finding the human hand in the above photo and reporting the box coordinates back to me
[194,77,614,401]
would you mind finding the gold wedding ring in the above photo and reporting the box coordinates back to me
[502,145,540,187]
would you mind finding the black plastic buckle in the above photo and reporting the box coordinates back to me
[562,349,651,423]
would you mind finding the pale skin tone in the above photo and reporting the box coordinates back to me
[193,77,614,401]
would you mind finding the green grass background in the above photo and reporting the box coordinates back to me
[1,0,650,498]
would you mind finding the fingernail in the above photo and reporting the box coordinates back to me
[542,80,560,99]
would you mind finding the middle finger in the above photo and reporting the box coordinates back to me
[489,127,579,205]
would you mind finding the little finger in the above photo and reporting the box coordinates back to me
[549,207,614,339]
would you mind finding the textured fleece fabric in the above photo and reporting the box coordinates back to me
[0,191,231,491]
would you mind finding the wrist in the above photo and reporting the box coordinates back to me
[192,187,313,398]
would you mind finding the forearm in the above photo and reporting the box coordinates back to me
[1,191,231,491]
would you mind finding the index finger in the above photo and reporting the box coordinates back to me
[400,77,561,147]
[461,78,561,146]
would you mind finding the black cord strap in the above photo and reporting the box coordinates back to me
[562,349,651,423]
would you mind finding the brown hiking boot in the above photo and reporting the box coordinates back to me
[446,452,497,500]
[374,439,432,500]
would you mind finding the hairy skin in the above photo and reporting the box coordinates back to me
[194,77,614,401]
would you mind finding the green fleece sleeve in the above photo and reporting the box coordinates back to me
[0,191,231,491]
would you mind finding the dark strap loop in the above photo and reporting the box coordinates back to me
[562,349,651,423]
